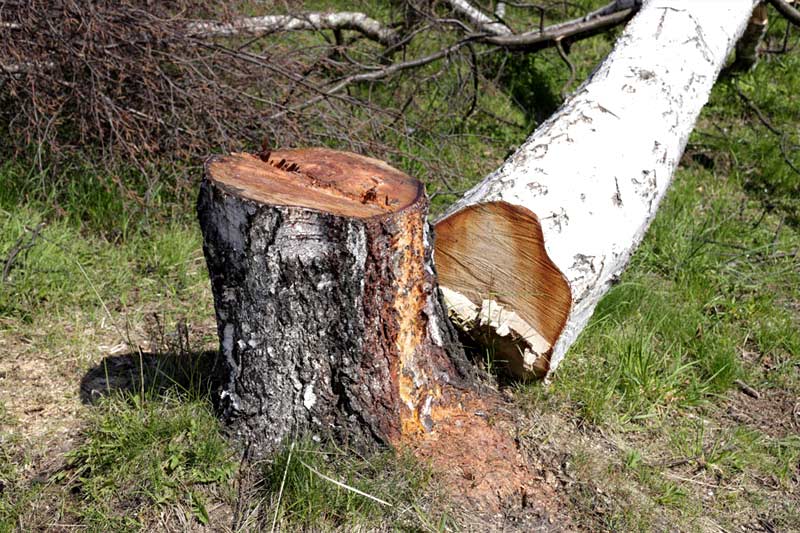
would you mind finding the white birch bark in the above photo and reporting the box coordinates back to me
[445,0,512,35]
[435,0,759,380]
[187,12,399,46]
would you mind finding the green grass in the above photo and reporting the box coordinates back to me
[262,440,448,530]
[0,1,798,531]
[545,161,798,424]
[60,392,235,528]
[0,204,206,323]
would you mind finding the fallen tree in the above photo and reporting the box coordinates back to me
[195,0,770,509]
[434,0,762,380]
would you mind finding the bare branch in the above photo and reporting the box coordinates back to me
[583,0,641,21]
[483,6,636,51]
[444,0,512,35]
[264,5,638,118]
[186,12,400,47]
[268,36,483,119]
[768,0,800,26]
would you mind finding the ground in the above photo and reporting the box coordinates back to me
[1,2,799,532]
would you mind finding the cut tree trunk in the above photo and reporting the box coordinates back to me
[197,148,473,458]
[435,0,760,381]
[730,3,769,72]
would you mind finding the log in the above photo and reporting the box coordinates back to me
[197,148,473,458]
[186,12,400,47]
[435,0,760,381]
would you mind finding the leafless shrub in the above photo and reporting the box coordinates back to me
[0,0,637,201]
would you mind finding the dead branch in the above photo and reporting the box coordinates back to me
[444,0,512,35]
[482,6,636,50]
[186,12,401,47]
[554,38,576,97]
[768,0,800,26]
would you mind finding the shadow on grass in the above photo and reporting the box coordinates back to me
[79,350,220,405]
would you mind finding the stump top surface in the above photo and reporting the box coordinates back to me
[206,148,423,218]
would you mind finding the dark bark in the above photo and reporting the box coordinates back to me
[197,150,471,458]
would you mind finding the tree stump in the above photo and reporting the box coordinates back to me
[197,148,472,458]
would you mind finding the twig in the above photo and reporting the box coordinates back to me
[268,35,485,120]
[297,457,393,507]
[2,222,45,283]
[735,85,781,136]
[735,84,800,177]
[554,37,576,98]
[734,379,761,400]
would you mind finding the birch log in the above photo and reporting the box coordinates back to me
[197,149,472,458]
[186,12,399,46]
[435,0,759,380]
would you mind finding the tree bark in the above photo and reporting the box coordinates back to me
[186,12,400,46]
[197,149,471,458]
[730,3,769,72]
[435,0,760,381]
[444,0,512,35]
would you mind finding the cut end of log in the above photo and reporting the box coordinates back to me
[434,202,571,379]
[205,148,423,219]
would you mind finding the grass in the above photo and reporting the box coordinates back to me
[262,440,448,530]
[0,1,798,531]
[58,392,235,529]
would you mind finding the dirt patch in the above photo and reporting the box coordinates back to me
[724,387,799,439]
[0,333,85,448]
[0,313,218,459]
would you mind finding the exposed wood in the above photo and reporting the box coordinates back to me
[435,0,760,380]
[436,203,569,378]
[197,149,473,458]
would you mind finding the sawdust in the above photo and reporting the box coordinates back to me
[405,388,568,530]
